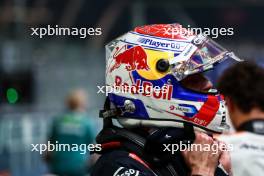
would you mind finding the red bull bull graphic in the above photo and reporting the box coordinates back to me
[110,45,149,72]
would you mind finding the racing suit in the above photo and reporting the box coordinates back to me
[91,126,229,176]
[218,119,264,176]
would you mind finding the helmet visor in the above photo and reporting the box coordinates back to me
[170,35,242,81]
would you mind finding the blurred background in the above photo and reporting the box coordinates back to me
[0,0,264,175]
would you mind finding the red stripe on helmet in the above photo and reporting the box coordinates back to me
[194,95,220,126]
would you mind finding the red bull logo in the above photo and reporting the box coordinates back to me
[115,76,173,100]
[110,45,149,72]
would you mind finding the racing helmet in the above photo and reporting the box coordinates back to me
[103,24,241,133]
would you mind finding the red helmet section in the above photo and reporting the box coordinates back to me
[134,24,193,40]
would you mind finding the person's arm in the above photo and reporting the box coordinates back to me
[44,117,58,163]
[218,141,231,175]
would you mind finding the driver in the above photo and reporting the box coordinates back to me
[91,24,240,176]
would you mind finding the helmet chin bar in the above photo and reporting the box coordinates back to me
[100,97,230,134]
[117,117,228,134]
